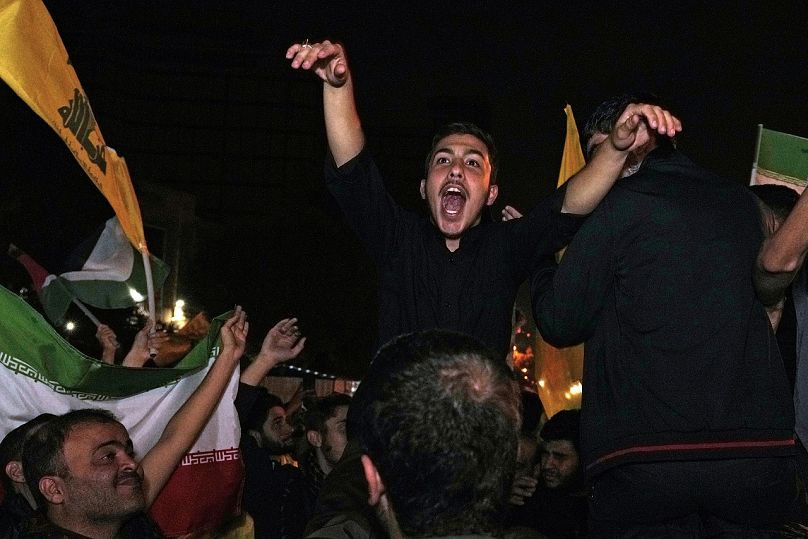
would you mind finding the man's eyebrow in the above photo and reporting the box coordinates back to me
[93,439,128,452]
[433,147,486,158]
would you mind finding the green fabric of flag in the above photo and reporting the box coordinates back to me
[756,126,808,187]
[0,284,227,398]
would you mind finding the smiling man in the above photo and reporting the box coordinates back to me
[286,40,680,361]
[17,308,250,539]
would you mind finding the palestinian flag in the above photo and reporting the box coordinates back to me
[751,125,808,194]
[9,217,169,325]
[0,285,243,537]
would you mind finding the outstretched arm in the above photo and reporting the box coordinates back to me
[139,306,248,507]
[755,188,808,307]
[240,317,306,386]
[561,103,682,215]
[287,40,364,167]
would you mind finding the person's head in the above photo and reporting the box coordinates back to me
[0,413,56,504]
[583,93,675,178]
[245,391,294,454]
[22,409,145,525]
[304,393,352,474]
[539,409,581,491]
[355,329,521,538]
[420,123,499,246]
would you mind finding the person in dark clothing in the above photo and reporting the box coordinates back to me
[286,39,681,362]
[235,317,307,539]
[0,414,55,538]
[511,410,588,538]
[532,93,798,534]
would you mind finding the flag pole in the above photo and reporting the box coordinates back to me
[141,247,158,357]
[750,124,763,186]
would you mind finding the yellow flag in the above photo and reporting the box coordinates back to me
[0,0,147,252]
[556,104,586,188]
[535,104,587,417]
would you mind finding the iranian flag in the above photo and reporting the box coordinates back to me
[9,217,169,325]
[0,285,243,536]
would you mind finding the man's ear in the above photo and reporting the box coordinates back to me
[360,454,385,506]
[306,430,323,449]
[419,179,427,200]
[5,460,26,485]
[486,184,499,206]
[39,476,65,505]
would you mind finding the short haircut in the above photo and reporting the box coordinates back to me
[540,408,581,455]
[0,413,56,492]
[22,409,120,508]
[424,122,499,185]
[303,393,352,435]
[244,390,285,433]
[749,184,800,224]
[582,93,675,160]
[355,329,521,537]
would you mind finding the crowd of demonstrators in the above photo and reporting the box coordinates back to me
[287,37,682,537]
[0,307,249,539]
[6,40,808,539]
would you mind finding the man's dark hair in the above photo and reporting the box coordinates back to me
[22,409,119,508]
[540,408,581,455]
[0,413,56,492]
[582,93,675,160]
[303,393,352,435]
[244,390,285,433]
[749,184,800,224]
[354,329,521,537]
[424,122,499,185]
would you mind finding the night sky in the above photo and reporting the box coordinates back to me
[1,1,807,378]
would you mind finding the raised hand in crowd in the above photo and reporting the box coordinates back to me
[240,317,306,386]
[122,319,171,368]
[286,39,363,169]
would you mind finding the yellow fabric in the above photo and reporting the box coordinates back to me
[556,104,586,188]
[0,0,147,252]
[536,105,586,417]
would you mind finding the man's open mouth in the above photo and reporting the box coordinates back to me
[441,186,467,216]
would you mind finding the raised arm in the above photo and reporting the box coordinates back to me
[139,306,248,507]
[286,40,364,167]
[755,188,808,307]
[561,103,682,215]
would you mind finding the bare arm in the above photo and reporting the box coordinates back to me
[139,306,248,507]
[240,317,306,386]
[755,188,808,307]
[287,40,364,167]
[561,103,682,214]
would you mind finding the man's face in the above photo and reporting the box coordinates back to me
[59,421,145,521]
[420,133,498,246]
[261,406,294,454]
[319,405,349,467]
[539,439,580,490]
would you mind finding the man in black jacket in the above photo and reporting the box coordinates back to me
[533,94,798,534]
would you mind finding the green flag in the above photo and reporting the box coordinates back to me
[752,125,808,191]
